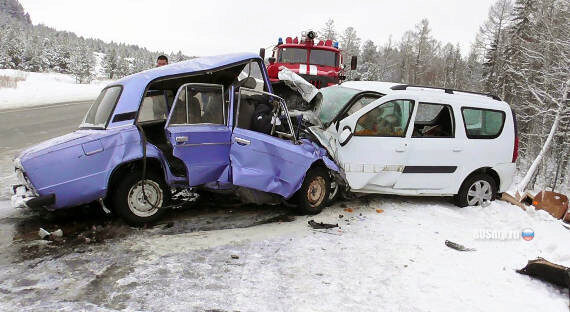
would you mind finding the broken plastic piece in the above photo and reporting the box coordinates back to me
[445,240,476,252]
[308,220,338,229]
[38,228,50,239]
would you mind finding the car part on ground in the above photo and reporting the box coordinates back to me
[517,257,570,304]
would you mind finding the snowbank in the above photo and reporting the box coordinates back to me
[0,69,110,109]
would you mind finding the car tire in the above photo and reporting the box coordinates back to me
[455,174,497,208]
[295,166,330,215]
[113,171,169,226]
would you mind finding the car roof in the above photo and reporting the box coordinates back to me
[107,52,260,127]
[379,89,511,111]
[339,81,400,94]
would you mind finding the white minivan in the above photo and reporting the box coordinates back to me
[309,84,518,207]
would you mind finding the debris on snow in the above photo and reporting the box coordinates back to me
[308,220,338,230]
[231,255,239,259]
[38,228,50,240]
[445,240,476,252]
[517,258,570,289]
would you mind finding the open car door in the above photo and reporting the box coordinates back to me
[165,83,231,186]
[230,88,307,198]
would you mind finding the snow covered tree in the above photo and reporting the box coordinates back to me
[104,49,119,79]
[320,18,337,41]
[340,27,361,78]
[70,44,95,83]
[411,19,438,85]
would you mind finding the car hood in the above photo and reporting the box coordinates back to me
[18,130,102,163]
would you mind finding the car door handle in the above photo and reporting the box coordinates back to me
[175,136,188,143]
[235,137,250,146]
[452,147,463,152]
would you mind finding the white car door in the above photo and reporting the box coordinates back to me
[393,102,464,194]
[336,97,416,192]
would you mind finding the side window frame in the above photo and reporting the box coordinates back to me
[461,106,506,139]
[411,102,456,139]
[166,83,226,127]
[353,99,415,138]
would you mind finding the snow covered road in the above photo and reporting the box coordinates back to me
[0,196,568,311]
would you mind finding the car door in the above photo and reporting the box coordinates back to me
[165,83,231,186]
[336,98,415,192]
[230,88,309,198]
[393,102,463,193]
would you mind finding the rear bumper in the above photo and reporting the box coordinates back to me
[11,184,55,209]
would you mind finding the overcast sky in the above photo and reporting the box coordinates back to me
[19,0,495,56]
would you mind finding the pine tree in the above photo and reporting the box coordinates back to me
[70,43,95,83]
[104,49,118,79]
[320,18,337,41]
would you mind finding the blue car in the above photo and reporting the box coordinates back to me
[11,53,339,225]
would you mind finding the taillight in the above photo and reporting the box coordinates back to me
[512,136,519,162]
[512,110,519,163]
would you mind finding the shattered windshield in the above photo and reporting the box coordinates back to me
[314,86,361,125]
[81,86,122,129]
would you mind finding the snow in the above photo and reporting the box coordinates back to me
[0,197,568,311]
[0,69,110,109]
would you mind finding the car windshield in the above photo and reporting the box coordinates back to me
[81,86,122,129]
[278,48,307,64]
[310,49,338,67]
[314,86,361,125]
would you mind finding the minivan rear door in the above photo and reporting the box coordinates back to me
[165,83,231,186]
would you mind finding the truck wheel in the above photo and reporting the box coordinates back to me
[455,174,497,208]
[295,167,330,215]
[113,171,169,226]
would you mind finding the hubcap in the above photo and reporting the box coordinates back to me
[307,176,326,207]
[127,179,163,217]
[467,180,492,206]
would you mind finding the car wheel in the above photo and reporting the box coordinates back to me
[455,174,497,208]
[295,167,330,214]
[113,171,169,226]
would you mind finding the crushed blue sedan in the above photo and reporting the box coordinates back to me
[11,53,340,225]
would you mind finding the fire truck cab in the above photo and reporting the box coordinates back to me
[264,31,357,89]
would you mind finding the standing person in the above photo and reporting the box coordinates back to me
[156,55,168,67]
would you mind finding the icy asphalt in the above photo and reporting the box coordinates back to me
[0,102,569,311]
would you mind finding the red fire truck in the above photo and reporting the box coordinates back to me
[261,31,357,89]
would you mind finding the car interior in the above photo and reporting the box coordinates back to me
[135,61,291,177]
[412,103,454,138]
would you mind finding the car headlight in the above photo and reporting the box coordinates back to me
[13,157,22,169]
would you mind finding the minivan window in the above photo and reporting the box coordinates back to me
[462,108,505,139]
[81,86,122,128]
[412,103,455,138]
[355,99,414,137]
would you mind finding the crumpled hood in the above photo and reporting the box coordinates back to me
[18,130,99,163]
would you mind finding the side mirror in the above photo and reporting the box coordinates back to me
[259,48,266,60]
[350,56,358,70]
[339,126,353,146]
[268,57,276,64]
